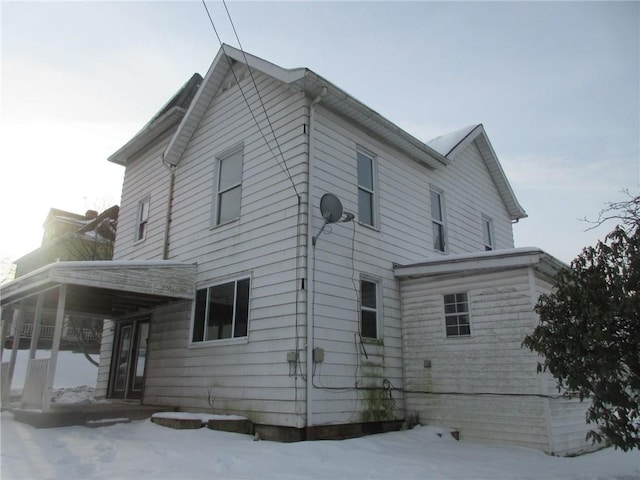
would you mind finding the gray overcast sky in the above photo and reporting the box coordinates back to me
[1,1,638,264]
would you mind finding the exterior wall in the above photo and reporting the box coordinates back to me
[399,267,551,451]
[430,140,515,252]
[118,65,309,428]
[307,107,516,426]
[399,265,596,454]
[533,275,595,456]
[547,397,597,455]
[112,133,174,261]
[105,60,522,432]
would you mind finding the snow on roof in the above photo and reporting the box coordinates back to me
[426,125,479,157]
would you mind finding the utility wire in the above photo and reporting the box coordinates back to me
[201,0,300,199]
[222,0,299,199]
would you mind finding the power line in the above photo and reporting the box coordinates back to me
[222,0,298,198]
[200,0,300,198]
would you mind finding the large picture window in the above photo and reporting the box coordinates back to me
[357,150,376,226]
[215,148,243,225]
[135,197,150,242]
[444,293,470,337]
[192,278,250,343]
[431,189,446,252]
[360,278,379,339]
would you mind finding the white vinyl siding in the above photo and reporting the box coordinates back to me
[133,64,309,428]
[110,57,522,432]
[112,132,173,261]
[399,266,594,455]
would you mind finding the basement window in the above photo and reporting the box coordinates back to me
[192,277,250,342]
[444,293,470,337]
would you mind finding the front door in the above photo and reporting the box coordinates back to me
[109,317,149,400]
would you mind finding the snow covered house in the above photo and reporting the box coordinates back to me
[1,45,594,455]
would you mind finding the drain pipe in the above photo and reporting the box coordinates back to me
[306,86,327,430]
[161,156,177,260]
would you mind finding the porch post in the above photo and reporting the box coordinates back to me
[42,284,67,413]
[27,293,45,361]
[1,300,27,407]
[0,305,14,362]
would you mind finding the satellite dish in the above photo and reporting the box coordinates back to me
[319,193,344,224]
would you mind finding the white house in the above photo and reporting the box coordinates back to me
[0,44,595,454]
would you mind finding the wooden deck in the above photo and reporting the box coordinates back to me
[6,401,177,428]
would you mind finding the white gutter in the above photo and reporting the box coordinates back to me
[306,86,327,428]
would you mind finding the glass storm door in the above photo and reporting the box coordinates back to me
[109,318,149,400]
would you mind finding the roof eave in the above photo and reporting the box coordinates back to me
[393,247,566,280]
[108,106,186,166]
[299,70,448,169]
[164,44,447,170]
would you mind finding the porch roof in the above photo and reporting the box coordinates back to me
[0,260,197,317]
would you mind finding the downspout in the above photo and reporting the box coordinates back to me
[306,86,327,430]
[161,156,177,260]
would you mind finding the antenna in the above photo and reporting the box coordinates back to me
[313,193,352,245]
[319,193,343,223]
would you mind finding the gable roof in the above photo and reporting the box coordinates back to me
[428,124,527,221]
[108,73,203,165]
[161,44,449,169]
[107,45,525,222]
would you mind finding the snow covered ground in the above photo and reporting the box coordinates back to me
[1,351,638,479]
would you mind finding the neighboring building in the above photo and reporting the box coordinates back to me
[15,206,119,277]
[0,45,594,455]
[6,206,118,347]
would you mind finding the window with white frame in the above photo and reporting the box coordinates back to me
[135,197,150,242]
[360,278,379,339]
[214,147,243,225]
[444,293,470,337]
[357,150,376,226]
[192,278,250,343]
[431,189,446,252]
[482,216,494,251]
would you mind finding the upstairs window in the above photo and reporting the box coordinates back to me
[357,150,376,226]
[482,216,494,251]
[360,278,379,339]
[135,197,150,242]
[444,293,470,337]
[215,148,243,225]
[431,189,446,252]
[192,278,250,343]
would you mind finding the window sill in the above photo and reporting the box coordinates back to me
[189,336,248,348]
[357,221,380,233]
[209,217,240,231]
[361,337,384,346]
